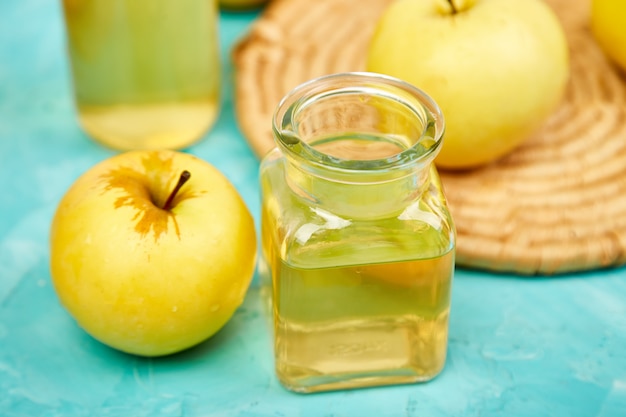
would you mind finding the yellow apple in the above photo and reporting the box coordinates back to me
[367,0,570,169]
[50,150,257,356]
[591,0,626,71]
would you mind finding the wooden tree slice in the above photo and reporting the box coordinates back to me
[233,0,626,275]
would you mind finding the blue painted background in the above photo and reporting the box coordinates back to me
[1,1,625,416]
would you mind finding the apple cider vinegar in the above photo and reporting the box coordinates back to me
[274,253,453,392]
[62,0,220,150]
[260,73,456,393]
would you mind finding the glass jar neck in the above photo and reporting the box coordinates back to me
[273,72,445,219]
[283,157,433,219]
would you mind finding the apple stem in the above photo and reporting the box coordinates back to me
[447,0,457,14]
[162,170,191,211]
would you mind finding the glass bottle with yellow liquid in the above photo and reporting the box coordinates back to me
[260,72,456,393]
[62,0,221,150]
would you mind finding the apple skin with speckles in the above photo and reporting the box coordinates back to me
[49,150,257,357]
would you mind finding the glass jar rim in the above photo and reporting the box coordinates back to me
[272,72,445,174]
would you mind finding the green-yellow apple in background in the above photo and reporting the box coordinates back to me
[591,0,626,72]
[367,0,570,169]
[50,150,257,357]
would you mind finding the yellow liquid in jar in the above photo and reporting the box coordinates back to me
[273,252,454,393]
[62,0,220,150]
[260,130,455,392]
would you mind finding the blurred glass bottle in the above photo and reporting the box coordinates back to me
[62,0,221,151]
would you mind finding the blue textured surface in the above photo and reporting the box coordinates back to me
[1,1,626,416]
